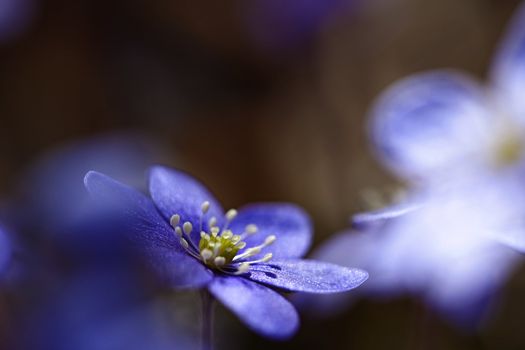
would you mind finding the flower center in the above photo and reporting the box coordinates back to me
[169,201,276,275]
[493,131,524,167]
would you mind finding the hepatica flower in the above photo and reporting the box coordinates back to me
[84,166,367,340]
[307,2,525,326]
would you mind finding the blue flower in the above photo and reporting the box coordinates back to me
[84,166,368,339]
[0,223,12,279]
[306,1,525,327]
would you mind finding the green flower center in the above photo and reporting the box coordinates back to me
[169,202,275,275]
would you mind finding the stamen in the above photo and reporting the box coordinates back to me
[209,217,217,228]
[201,201,210,214]
[180,238,189,250]
[183,222,193,235]
[245,224,258,235]
[214,256,226,266]
[201,249,213,261]
[264,235,276,246]
[222,230,233,239]
[175,226,183,238]
[225,209,238,221]
[170,214,180,228]
[210,227,220,237]
[235,263,250,275]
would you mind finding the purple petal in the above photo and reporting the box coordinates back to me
[208,276,299,339]
[0,225,11,276]
[149,166,224,243]
[230,204,312,259]
[370,70,491,181]
[84,171,212,289]
[247,259,368,293]
[490,1,525,122]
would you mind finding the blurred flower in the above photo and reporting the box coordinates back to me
[310,179,522,326]
[369,1,525,192]
[0,0,37,44]
[302,1,525,327]
[242,0,355,58]
[0,223,12,279]
[13,132,165,255]
[13,266,193,350]
[84,165,368,339]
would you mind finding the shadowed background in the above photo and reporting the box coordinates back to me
[1,0,525,349]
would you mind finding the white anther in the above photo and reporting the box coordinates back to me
[222,230,233,239]
[246,247,261,256]
[264,235,276,246]
[180,238,189,249]
[201,201,210,214]
[231,235,241,244]
[210,227,220,237]
[200,231,206,238]
[209,217,217,227]
[170,214,181,228]
[245,224,258,235]
[261,253,273,263]
[214,256,226,266]
[225,209,238,221]
[235,263,250,274]
[236,241,246,249]
[175,226,183,238]
[201,249,213,261]
[183,222,193,235]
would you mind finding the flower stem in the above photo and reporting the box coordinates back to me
[200,289,215,350]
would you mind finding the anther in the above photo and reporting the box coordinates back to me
[170,214,181,228]
[201,201,210,214]
[210,227,220,237]
[201,249,213,261]
[245,224,258,235]
[236,242,246,249]
[261,253,273,263]
[222,230,233,239]
[235,263,250,274]
[209,217,217,227]
[175,226,183,238]
[225,209,238,221]
[214,256,226,266]
[183,222,193,235]
[180,238,189,249]
[264,235,276,246]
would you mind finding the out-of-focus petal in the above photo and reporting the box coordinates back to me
[0,225,11,277]
[149,166,224,243]
[490,1,525,123]
[230,204,312,259]
[351,201,421,230]
[208,276,299,339]
[84,171,213,289]
[247,259,368,293]
[370,70,491,181]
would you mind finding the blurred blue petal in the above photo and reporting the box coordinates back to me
[491,1,525,122]
[370,71,491,181]
[0,224,12,278]
[230,204,312,260]
[16,268,194,350]
[242,0,355,58]
[247,259,367,293]
[0,0,37,44]
[15,133,163,246]
[85,171,213,289]
[208,275,299,340]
